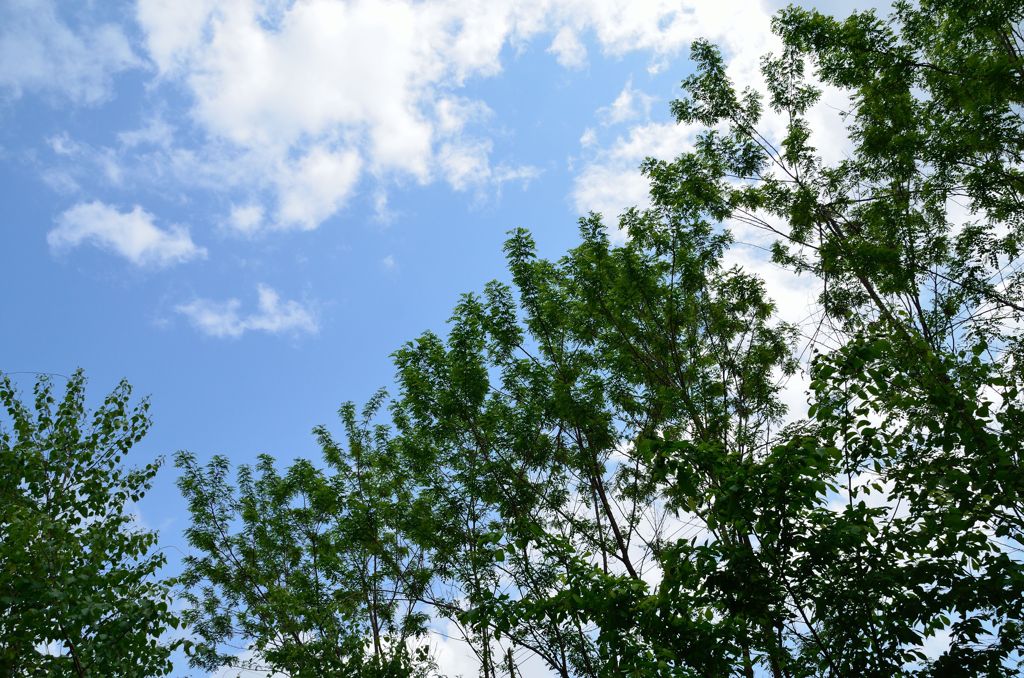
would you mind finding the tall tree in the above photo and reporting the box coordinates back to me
[177,1,1024,675]
[0,370,177,676]
[177,393,434,677]
[647,0,1024,672]
[385,211,797,677]
[387,0,1024,672]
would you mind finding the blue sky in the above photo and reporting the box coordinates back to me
[0,0,879,674]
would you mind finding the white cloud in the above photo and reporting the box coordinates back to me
[45,133,129,188]
[29,0,843,245]
[600,78,655,125]
[569,0,853,247]
[571,120,698,231]
[136,0,218,74]
[372,190,395,224]
[548,26,587,68]
[722,239,821,421]
[567,0,782,225]
[135,0,527,233]
[158,0,441,171]
[275,147,362,230]
[128,0,789,235]
[430,618,557,678]
[48,133,82,156]
[0,0,138,105]
[806,83,855,166]
[565,0,839,403]
[438,140,539,193]
[49,201,206,267]
[435,97,493,136]
[573,162,652,226]
[228,203,264,235]
[549,0,765,60]
[723,216,821,327]
[438,140,493,191]
[491,163,542,187]
[176,284,318,339]
[118,117,176,149]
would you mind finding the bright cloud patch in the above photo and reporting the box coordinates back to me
[275,148,362,230]
[133,0,526,232]
[548,26,587,68]
[176,285,318,339]
[0,0,138,104]
[570,0,851,240]
[227,203,264,235]
[49,201,205,267]
[11,0,810,244]
[599,78,655,125]
[572,121,698,229]
[126,0,761,235]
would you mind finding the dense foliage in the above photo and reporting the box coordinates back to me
[0,371,177,676]
[178,6,1021,678]
[179,0,1024,676]
[12,0,1012,675]
[176,395,434,677]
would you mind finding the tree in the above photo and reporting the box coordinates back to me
[0,370,177,676]
[176,392,435,677]
[382,3,1024,671]
[384,214,798,677]
[647,0,1024,672]
[178,0,1024,675]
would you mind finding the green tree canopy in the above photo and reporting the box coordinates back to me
[176,393,435,677]
[0,370,177,676]
[178,0,1024,675]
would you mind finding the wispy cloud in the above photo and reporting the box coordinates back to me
[572,121,698,232]
[49,201,205,267]
[227,203,264,236]
[599,78,656,125]
[176,285,318,339]
[0,0,138,105]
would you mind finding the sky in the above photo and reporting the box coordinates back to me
[0,0,884,675]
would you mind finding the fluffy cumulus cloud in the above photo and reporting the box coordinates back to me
[49,201,206,267]
[228,202,264,235]
[548,26,587,68]
[176,284,318,338]
[8,0,813,241]
[132,0,537,232]
[275,147,363,230]
[29,0,848,357]
[568,0,781,219]
[13,0,847,241]
[0,0,138,104]
[126,0,785,235]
